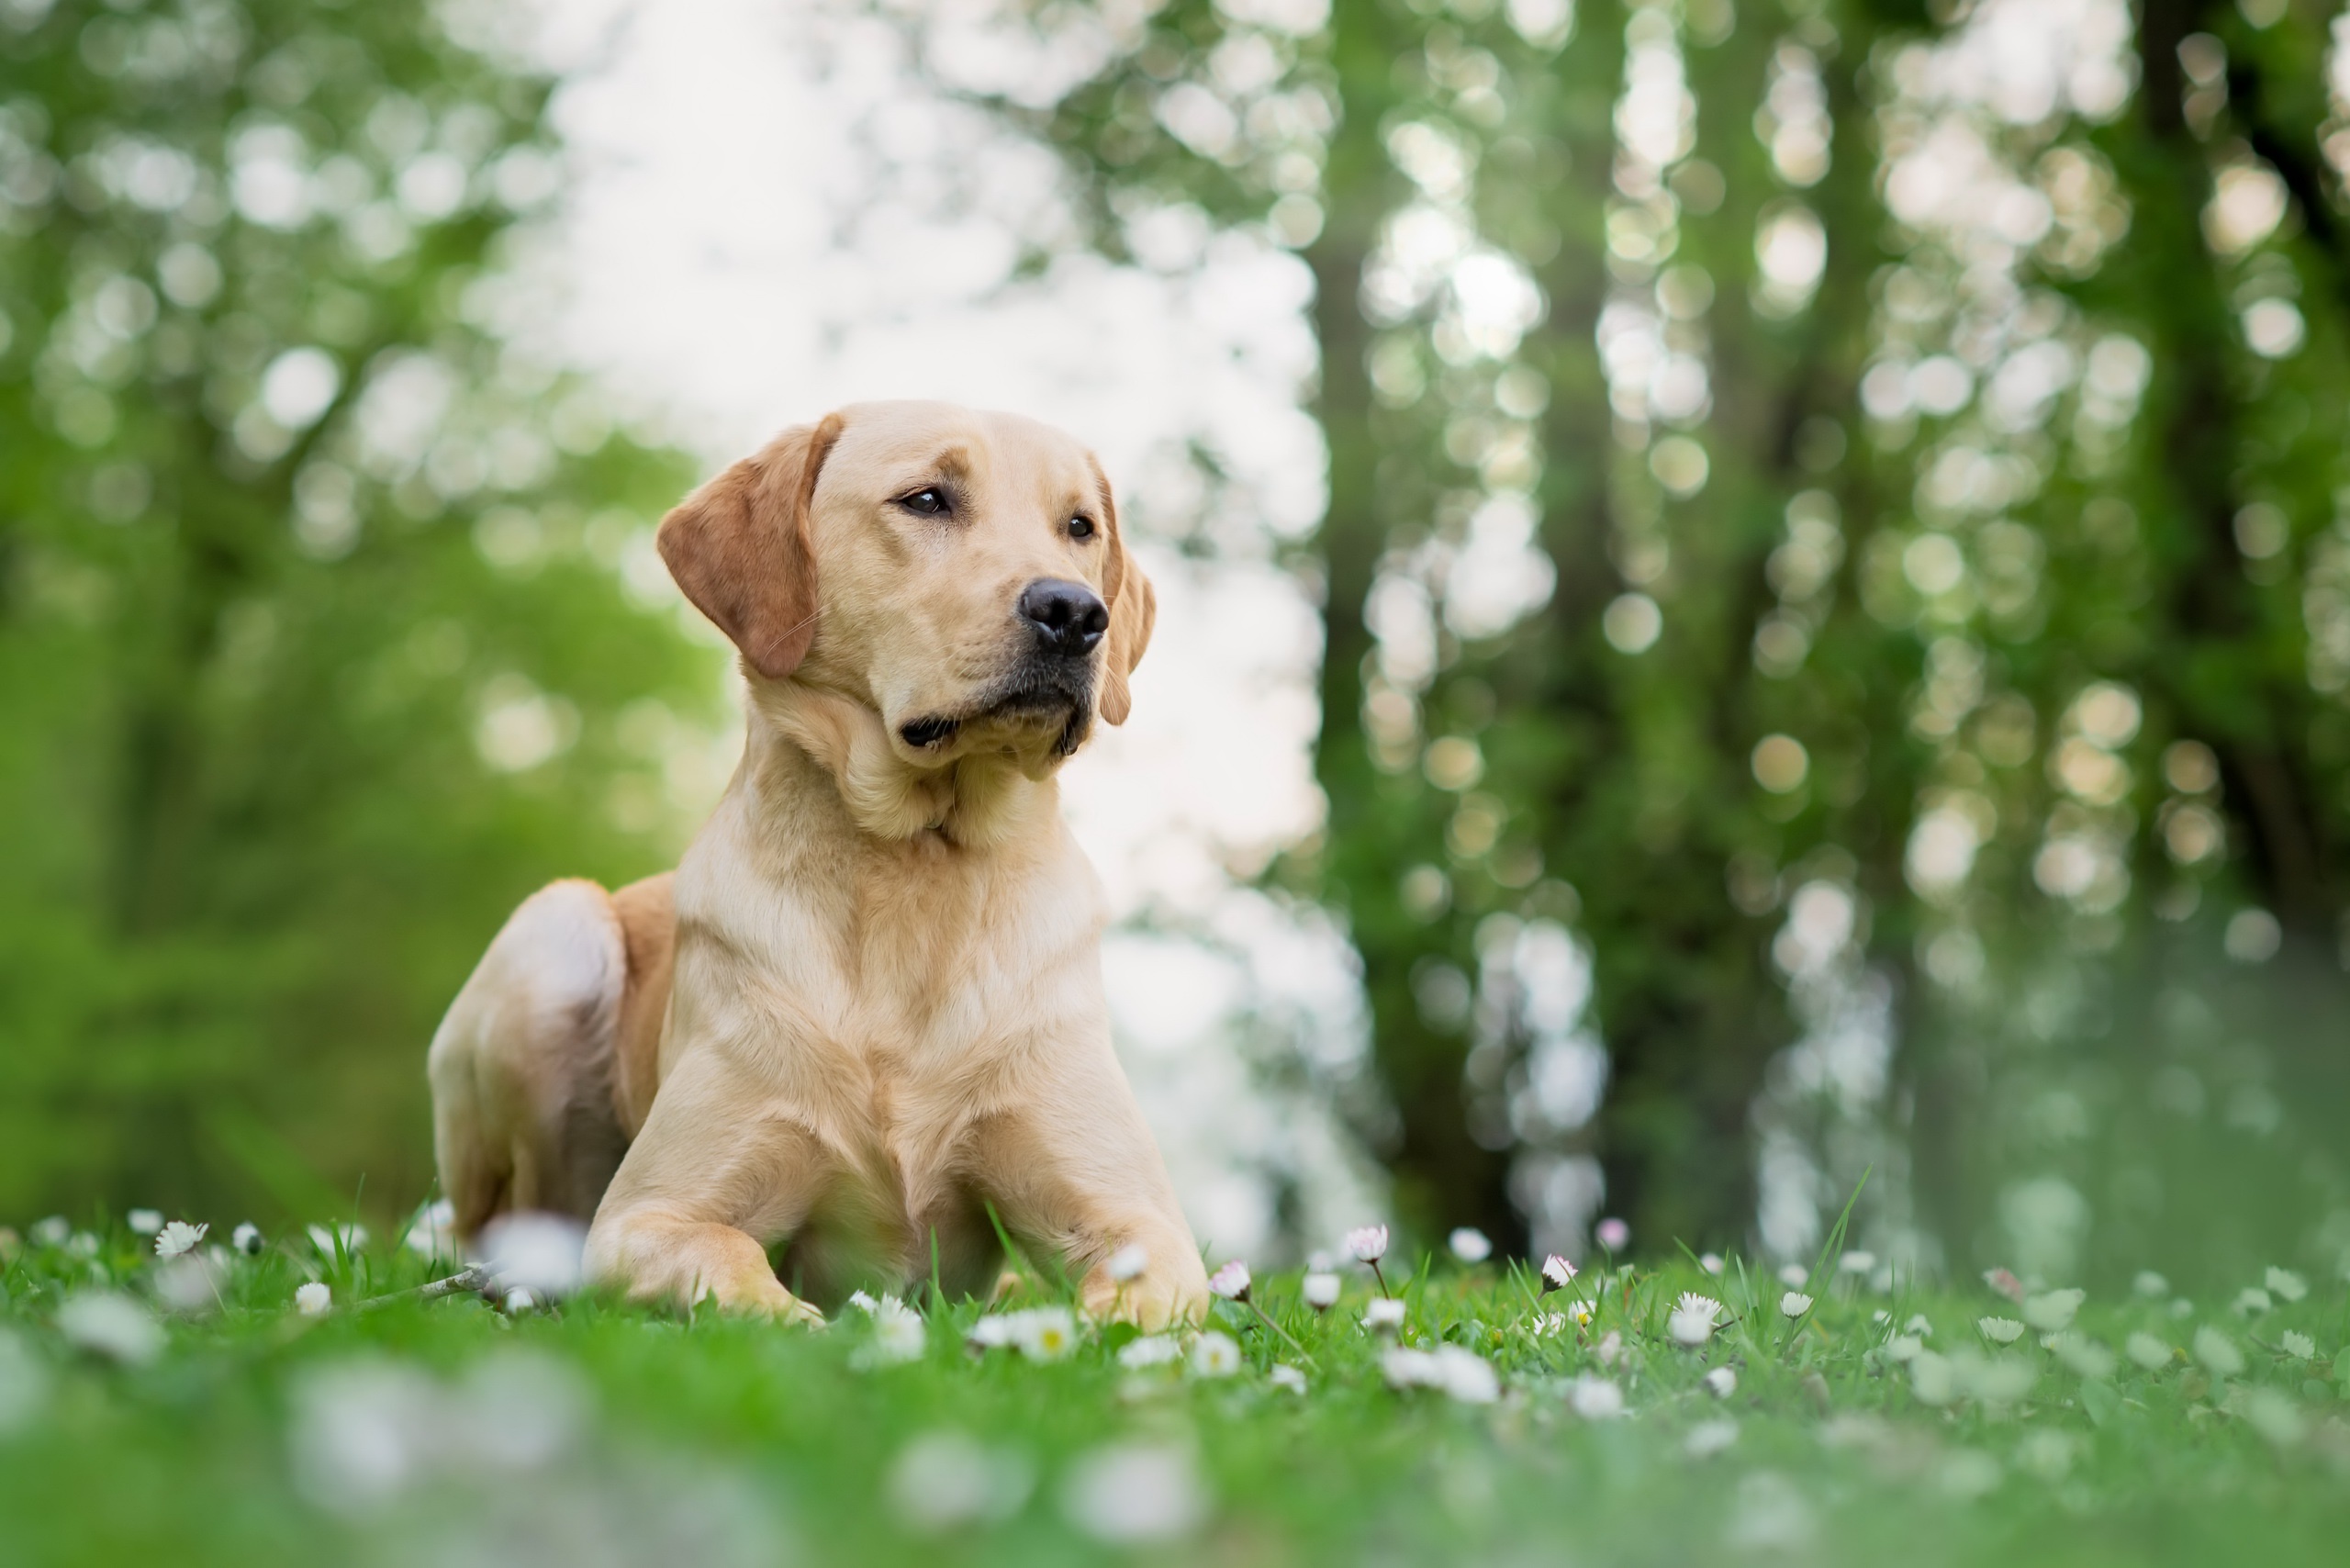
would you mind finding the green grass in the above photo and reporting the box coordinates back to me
[2,1219,2346,1566]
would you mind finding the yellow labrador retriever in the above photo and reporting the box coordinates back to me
[427,400,1209,1328]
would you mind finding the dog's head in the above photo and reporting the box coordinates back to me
[657,401,1155,769]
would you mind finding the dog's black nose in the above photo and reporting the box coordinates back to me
[1018,578,1108,657]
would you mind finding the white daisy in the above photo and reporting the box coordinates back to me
[1781,1292,1814,1319]
[2233,1287,2273,1316]
[1363,1297,1405,1332]
[2193,1326,2245,1378]
[1269,1364,1307,1394]
[57,1292,164,1364]
[1978,1316,2024,1344]
[127,1210,163,1237]
[1344,1226,1389,1264]
[2022,1289,2083,1332]
[863,1300,928,1366]
[1448,1227,1492,1264]
[231,1223,263,1257]
[1207,1260,1251,1302]
[1105,1243,1148,1282]
[2279,1330,2316,1361]
[1017,1307,1079,1362]
[1595,1218,1629,1251]
[2132,1270,2169,1298]
[1684,1418,1739,1459]
[1569,1375,1626,1418]
[294,1282,331,1316]
[2125,1332,2173,1371]
[2265,1267,2308,1304]
[1777,1263,1809,1289]
[1699,1252,1725,1276]
[152,1221,207,1260]
[1301,1271,1341,1310]
[1704,1366,1738,1398]
[1540,1254,1578,1293]
[1190,1331,1241,1379]
[1117,1335,1183,1370]
[1668,1293,1722,1346]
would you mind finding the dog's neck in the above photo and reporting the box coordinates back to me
[742,679,1060,852]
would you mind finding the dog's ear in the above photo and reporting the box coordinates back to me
[657,414,845,680]
[1091,454,1155,726]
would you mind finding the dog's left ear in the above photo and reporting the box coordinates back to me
[657,413,845,681]
[1091,455,1155,727]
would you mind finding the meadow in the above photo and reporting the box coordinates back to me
[1,1209,2344,1567]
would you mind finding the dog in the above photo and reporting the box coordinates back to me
[426,400,1210,1328]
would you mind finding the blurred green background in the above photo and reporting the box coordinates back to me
[3,0,2347,1294]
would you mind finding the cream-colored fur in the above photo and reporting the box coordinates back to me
[427,401,1207,1329]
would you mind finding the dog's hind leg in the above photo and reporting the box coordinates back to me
[428,879,633,1244]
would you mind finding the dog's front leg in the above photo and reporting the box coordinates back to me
[968,1046,1210,1332]
[584,1048,827,1324]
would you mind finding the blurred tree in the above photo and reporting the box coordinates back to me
[0,0,714,1224]
[974,0,2350,1274]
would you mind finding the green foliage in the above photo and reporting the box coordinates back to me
[3,1219,2349,1564]
[965,0,2350,1266]
[0,0,717,1224]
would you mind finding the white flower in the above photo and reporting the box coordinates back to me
[1117,1335,1183,1370]
[1190,1331,1241,1378]
[1777,1263,1809,1289]
[1301,1271,1341,1310]
[152,1221,207,1260]
[1595,1329,1625,1367]
[1569,1374,1626,1418]
[503,1287,538,1315]
[1540,1254,1578,1293]
[1685,1417,1739,1458]
[1105,1243,1148,1282]
[2132,1271,2169,1298]
[29,1216,67,1247]
[1781,1292,1814,1319]
[1904,1314,1933,1336]
[1567,1300,1594,1327]
[1269,1364,1307,1394]
[2280,1330,2316,1361]
[1016,1307,1078,1362]
[1449,1227,1492,1264]
[967,1315,1018,1350]
[476,1212,587,1300]
[403,1200,454,1259]
[859,1298,927,1367]
[2244,1387,2308,1450]
[128,1210,163,1237]
[1382,1347,1438,1390]
[2022,1289,2084,1332]
[1885,1335,1924,1363]
[848,1290,881,1314]
[1595,1217,1629,1251]
[1344,1226,1389,1264]
[1363,1298,1405,1332]
[296,1282,332,1316]
[1436,1346,1500,1404]
[57,1292,164,1364]
[2265,1267,2308,1303]
[1839,1250,1875,1274]
[2233,1288,2273,1316]
[1705,1366,1738,1398]
[889,1431,1035,1532]
[1668,1293,1722,1346]
[1910,1351,1957,1406]
[2193,1326,2245,1378]
[2053,1333,2117,1380]
[1060,1442,1204,1544]
[2125,1332,2173,1371]
[1978,1316,2025,1344]
[231,1223,263,1256]
[1699,1252,1725,1276]
[1207,1260,1251,1301]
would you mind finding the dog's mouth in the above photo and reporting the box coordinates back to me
[899,666,1095,759]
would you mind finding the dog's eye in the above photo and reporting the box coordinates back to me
[1068,515,1096,540]
[897,487,949,517]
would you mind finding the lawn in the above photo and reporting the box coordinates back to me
[1,1214,2345,1567]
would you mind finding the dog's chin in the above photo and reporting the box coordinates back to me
[895,678,1095,767]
